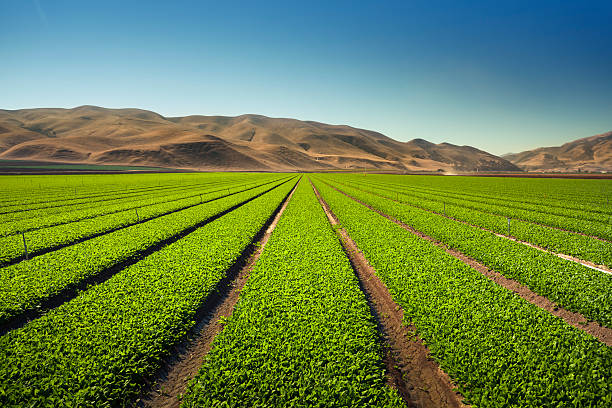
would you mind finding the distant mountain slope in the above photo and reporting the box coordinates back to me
[504,131,612,172]
[0,106,520,172]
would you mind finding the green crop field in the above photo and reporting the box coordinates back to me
[0,172,610,407]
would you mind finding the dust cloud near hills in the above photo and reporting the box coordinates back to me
[0,106,521,172]
[504,131,612,173]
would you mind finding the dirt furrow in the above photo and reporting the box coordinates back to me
[311,180,466,408]
[134,179,300,408]
[331,181,612,273]
[326,183,612,346]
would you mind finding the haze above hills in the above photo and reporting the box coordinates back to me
[0,106,608,172]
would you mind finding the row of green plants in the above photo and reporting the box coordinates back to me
[0,176,284,265]
[0,178,293,325]
[182,180,403,407]
[343,174,612,219]
[319,178,612,327]
[331,175,611,240]
[348,174,611,215]
[0,172,242,210]
[0,176,251,220]
[0,175,247,225]
[0,177,296,407]
[0,177,275,235]
[327,177,612,267]
[314,179,612,407]
[0,176,197,209]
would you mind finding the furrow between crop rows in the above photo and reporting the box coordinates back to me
[311,179,466,408]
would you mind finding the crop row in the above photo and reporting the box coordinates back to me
[0,177,285,266]
[327,177,612,268]
[0,176,194,210]
[0,177,297,407]
[182,179,403,407]
[0,173,242,211]
[0,175,249,224]
[0,174,255,218]
[313,179,611,407]
[317,178,612,327]
[0,177,294,325]
[0,180,197,220]
[0,176,275,236]
[351,174,611,214]
[343,174,612,218]
[330,175,611,240]
[363,176,609,223]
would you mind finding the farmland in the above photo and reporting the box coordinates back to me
[0,172,610,407]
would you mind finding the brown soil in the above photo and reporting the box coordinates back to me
[311,179,467,408]
[328,184,612,346]
[133,179,299,408]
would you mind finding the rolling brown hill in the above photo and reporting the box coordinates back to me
[0,106,520,172]
[504,131,612,172]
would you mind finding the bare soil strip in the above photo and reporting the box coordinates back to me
[134,179,300,408]
[0,179,294,337]
[333,181,612,273]
[327,183,612,346]
[311,180,466,408]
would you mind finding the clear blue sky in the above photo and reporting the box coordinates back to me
[1,1,611,154]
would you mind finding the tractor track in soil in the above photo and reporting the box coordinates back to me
[325,182,612,346]
[311,179,467,408]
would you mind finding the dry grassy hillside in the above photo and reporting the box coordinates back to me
[504,131,612,172]
[0,106,520,172]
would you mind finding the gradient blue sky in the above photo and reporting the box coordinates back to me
[1,1,611,154]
